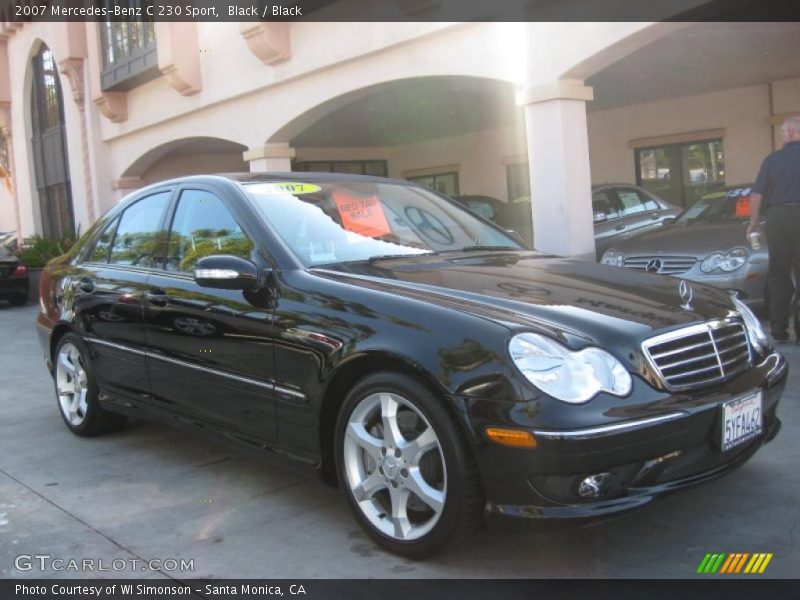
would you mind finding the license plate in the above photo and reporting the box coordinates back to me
[721,391,763,451]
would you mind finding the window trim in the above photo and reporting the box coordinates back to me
[293,160,388,177]
[405,171,460,197]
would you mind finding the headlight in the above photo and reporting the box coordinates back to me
[600,250,624,267]
[701,247,749,273]
[509,333,632,404]
[731,294,768,353]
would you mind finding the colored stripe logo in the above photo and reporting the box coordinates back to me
[696,553,773,574]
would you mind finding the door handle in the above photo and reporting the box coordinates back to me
[144,289,169,307]
[614,223,627,231]
[78,278,94,293]
[650,213,661,220]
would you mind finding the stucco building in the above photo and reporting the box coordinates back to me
[0,18,798,257]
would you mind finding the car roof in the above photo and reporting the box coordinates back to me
[221,172,400,185]
[118,172,417,204]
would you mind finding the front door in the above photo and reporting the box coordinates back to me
[144,187,278,441]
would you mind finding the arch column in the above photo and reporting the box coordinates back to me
[243,143,295,172]
[517,79,595,258]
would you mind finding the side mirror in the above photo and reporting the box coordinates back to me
[662,217,677,227]
[194,255,259,290]
[593,213,608,223]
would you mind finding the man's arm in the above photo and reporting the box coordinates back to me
[748,154,771,239]
[747,193,762,238]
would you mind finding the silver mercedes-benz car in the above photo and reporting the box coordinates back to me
[600,185,768,310]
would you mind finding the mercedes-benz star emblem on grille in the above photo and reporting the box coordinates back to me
[679,280,694,311]
[645,258,663,273]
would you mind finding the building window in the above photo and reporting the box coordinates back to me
[293,160,388,177]
[407,172,459,197]
[506,163,530,203]
[635,139,725,208]
[99,3,159,91]
[0,135,8,173]
[31,44,75,239]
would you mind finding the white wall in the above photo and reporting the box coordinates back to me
[0,179,15,234]
[141,152,248,184]
[296,125,528,201]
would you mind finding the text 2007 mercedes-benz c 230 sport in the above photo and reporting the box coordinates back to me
[36,173,786,558]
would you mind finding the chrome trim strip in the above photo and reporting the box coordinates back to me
[83,336,306,400]
[532,412,688,440]
[85,337,147,356]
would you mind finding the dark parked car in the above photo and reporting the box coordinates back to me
[600,185,768,310]
[495,184,681,255]
[0,244,29,306]
[37,174,785,558]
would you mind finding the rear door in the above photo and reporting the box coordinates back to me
[72,189,173,404]
[592,188,625,254]
[143,186,278,441]
[614,186,665,237]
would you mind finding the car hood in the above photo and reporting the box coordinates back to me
[607,222,753,256]
[314,252,736,345]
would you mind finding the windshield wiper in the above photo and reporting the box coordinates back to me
[367,252,437,263]
[453,245,521,252]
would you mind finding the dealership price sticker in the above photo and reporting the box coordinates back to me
[333,191,392,237]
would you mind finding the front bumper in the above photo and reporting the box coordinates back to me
[464,350,787,520]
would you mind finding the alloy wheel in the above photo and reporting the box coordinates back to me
[343,392,446,541]
[56,342,89,427]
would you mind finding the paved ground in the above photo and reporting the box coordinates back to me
[0,302,797,579]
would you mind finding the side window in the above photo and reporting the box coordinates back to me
[166,190,254,273]
[637,189,660,211]
[108,192,171,267]
[86,216,119,263]
[616,188,648,216]
[592,191,621,221]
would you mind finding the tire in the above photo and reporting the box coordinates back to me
[335,371,483,559]
[8,294,27,307]
[53,333,127,436]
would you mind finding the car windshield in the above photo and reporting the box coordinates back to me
[675,187,753,225]
[246,180,522,266]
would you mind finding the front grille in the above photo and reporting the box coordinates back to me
[624,255,697,275]
[643,320,751,391]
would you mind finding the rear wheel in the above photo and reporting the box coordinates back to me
[335,372,483,559]
[54,334,126,436]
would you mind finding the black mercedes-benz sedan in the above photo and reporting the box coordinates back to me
[36,173,786,558]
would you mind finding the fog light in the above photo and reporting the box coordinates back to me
[578,473,611,498]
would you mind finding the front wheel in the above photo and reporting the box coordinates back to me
[335,372,483,559]
[54,333,127,436]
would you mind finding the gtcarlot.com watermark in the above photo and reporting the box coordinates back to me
[14,554,195,573]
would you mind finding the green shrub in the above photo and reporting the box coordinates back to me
[14,235,76,268]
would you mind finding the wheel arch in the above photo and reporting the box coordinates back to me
[317,351,475,487]
[50,321,76,363]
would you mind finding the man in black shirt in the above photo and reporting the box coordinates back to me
[748,117,800,341]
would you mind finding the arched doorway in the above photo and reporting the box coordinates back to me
[30,44,74,239]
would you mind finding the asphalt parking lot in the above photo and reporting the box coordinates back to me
[0,302,797,579]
